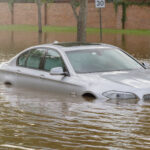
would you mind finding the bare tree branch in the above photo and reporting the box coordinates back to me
[70,0,79,20]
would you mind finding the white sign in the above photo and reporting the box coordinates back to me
[95,0,105,8]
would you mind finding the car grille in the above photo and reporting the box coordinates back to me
[143,94,150,101]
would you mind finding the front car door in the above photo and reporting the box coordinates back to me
[39,48,79,95]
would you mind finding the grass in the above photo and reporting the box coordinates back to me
[87,28,150,35]
[0,25,150,35]
[0,25,38,32]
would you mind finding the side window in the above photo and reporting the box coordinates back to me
[26,49,45,69]
[17,51,29,67]
[43,49,64,71]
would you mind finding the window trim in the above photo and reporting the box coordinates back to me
[16,47,70,76]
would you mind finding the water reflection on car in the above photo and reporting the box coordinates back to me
[0,42,150,101]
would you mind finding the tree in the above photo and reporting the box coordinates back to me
[36,0,54,33]
[44,1,48,25]
[8,0,15,24]
[70,0,88,42]
[114,0,150,29]
[36,0,42,33]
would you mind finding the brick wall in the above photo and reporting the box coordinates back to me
[87,3,119,28]
[46,3,76,26]
[126,5,150,29]
[0,3,11,24]
[0,2,149,29]
[14,3,38,25]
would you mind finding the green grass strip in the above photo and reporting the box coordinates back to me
[0,25,38,31]
[87,28,150,35]
[0,25,149,35]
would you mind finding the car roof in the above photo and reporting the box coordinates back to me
[32,42,119,52]
[53,42,101,47]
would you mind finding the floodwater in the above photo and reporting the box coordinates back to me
[0,31,150,150]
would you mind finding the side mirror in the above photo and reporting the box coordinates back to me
[50,67,69,76]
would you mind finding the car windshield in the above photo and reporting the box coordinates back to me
[66,48,144,73]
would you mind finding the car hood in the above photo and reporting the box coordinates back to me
[100,69,150,89]
[76,69,150,93]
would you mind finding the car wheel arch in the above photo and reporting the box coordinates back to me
[82,92,97,101]
[4,81,12,86]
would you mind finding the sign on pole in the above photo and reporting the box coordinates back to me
[95,0,105,42]
[95,0,105,8]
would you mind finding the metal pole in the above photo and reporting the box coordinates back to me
[99,8,102,42]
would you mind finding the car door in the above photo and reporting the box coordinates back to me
[39,48,78,95]
[16,48,46,90]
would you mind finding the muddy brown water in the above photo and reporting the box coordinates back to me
[0,31,150,150]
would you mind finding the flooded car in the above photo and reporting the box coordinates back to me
[0,42,150,101]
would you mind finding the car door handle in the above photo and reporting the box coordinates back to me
[40,74,45,79]
[17,69,21,73]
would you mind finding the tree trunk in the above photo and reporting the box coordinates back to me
[70,0,88,42]
[77,0,88,42]
[122,2,126,29]
[37,0,42,33]
[11,4,14,24]
[8,1,14,25]
[44,2,47,26]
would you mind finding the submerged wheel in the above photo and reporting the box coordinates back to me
[82,93,96,101]
[4,81,12,86]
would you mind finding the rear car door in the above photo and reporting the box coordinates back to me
[16,48,46,89]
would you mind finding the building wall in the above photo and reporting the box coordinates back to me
[0,3,11,25]
[14,3,38,25]
[126,5,150,29]
[46,3,76,27]
[87,3,119,28]
[0,3,149,30]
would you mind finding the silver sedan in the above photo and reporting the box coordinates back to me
[0,42,150,101]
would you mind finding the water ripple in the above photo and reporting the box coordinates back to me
[0,81,149,150]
